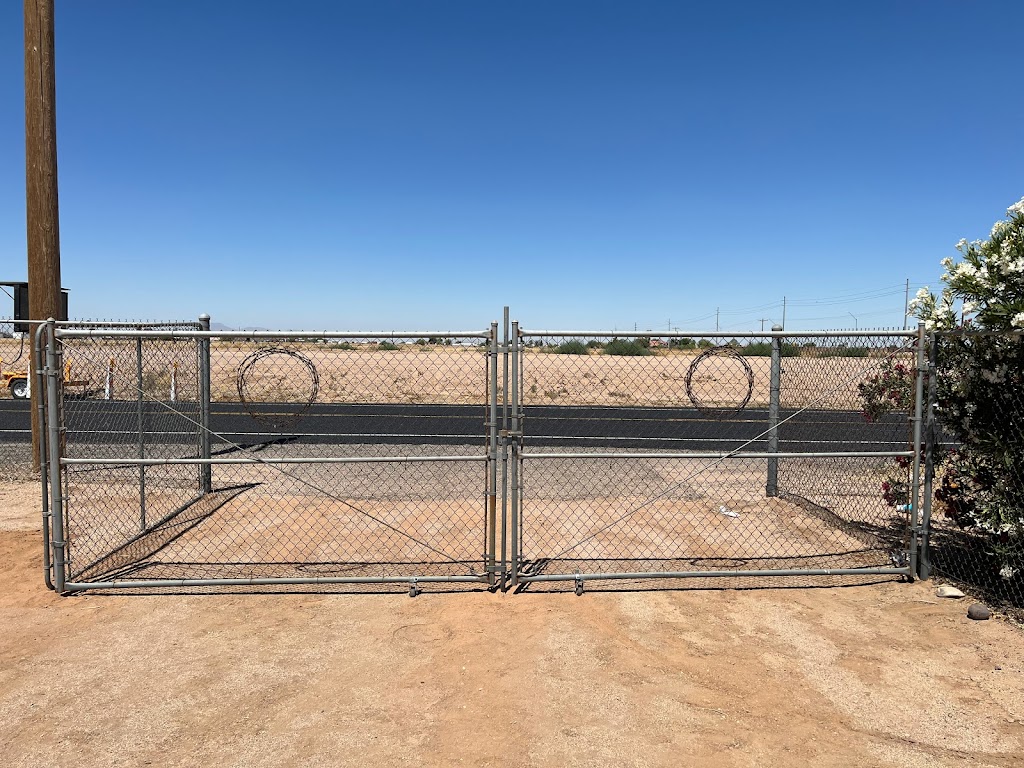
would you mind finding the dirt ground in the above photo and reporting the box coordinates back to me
[3,479,1024,768]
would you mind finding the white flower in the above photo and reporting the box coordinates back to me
[991,220,1009,238]
[955,239,969,253]
[941,256,955,269]
[955,262,980,279]
[1013,311,1024,328]
[916,286,931,300]
[1007,197,1024,218]
[962,301,978,314]
[1000,565,1018,580]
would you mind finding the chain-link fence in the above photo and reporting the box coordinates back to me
[509,327,921,591]
[921,329,1024,620]
[35,315,1024,602]
[40,322,498,593]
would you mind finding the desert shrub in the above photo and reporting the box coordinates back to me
[742,341,802,357]
[602,338,652,356]
[554,340,589,355]
[330,342,355,350]
[910,196,1024,579]
[586,339,603,349]
[377,341,399,351]
[814,345,870,358]
[697,339,713,349]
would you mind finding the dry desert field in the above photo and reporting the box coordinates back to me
[5,338,912,410]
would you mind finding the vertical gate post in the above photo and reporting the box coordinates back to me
[918,330,939,579]
[909,322,927,579]
[509,320,521,587]
[136,334,146,531]
[500,307,510,590]
[765,324,783,497]
[198,313,212,494]
[44,319,67,592]
[35,322,53,589]
[487,321,499,586]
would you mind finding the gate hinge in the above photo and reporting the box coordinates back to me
[500,430,522,438]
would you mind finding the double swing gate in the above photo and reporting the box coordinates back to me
[35,316,926,594]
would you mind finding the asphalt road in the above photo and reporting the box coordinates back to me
[0,399,909,452]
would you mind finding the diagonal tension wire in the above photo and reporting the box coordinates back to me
[64,340,473,570]
[544,338,919,562]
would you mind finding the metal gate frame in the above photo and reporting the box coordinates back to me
[507,323,927,591]
[33,313,933,594]
[36,318,501,593]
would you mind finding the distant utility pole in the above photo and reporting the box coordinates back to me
[759,318,769,332]
[25,0,63,470]
[903,278,910,330]
[715,307,720,332]
[781,297,786,329]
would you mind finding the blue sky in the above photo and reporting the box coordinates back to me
[1,1,1022,331]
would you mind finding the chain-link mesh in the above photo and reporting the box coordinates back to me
[923,330,1024,620]
[515,332,918,587]
[51,330,494,589]
[0,318,31,479]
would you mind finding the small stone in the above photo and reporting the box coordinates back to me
[936,585,965,598]
[967,603,991,621]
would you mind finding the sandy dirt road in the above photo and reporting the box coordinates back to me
[2,480,1023,768]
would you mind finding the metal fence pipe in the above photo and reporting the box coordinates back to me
[766,325,783,496]
[518,451,914,461]
[34,322,53,590]
[486,321,499,586]
[198,313,212,494]
[520,567,911,583]
[44,320,67,592]
[500,307,510,590]
[909,322,927,579]
[136,336,146,531]
[510,320,521,587]
[919,331,938,580]
[61,455,488,466]
[519,329,918,339]
[55,329,491,340]
[64,575,489,591]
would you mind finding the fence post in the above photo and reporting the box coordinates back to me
[510,320,520,587]
[919,331,939,579]
[44,319,67,592]
[500,307,510,590]
[198,313,212,494]
[909,322,927,579]
[486,321,499,587]
[34,322,54,589]
[766,324,783,497]
[136,334,146,531]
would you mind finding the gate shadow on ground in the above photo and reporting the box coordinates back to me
[74,483,259,583]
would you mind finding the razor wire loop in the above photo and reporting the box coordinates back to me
[236,347,320,429]
[684,345,755,412]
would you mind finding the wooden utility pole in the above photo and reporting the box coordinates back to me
[25,0,62,469]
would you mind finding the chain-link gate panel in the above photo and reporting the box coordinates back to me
[44,323,498,592]
[510,327,922,590]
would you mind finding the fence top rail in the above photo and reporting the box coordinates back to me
[15,319,203,329]
[53,328,492,340]
[517,328,919,339]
